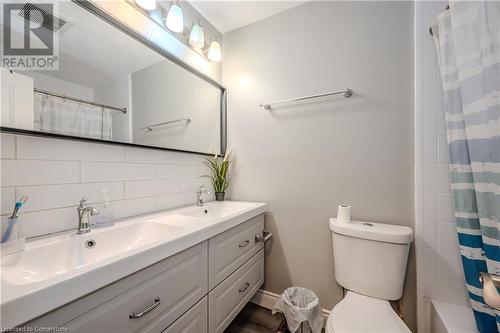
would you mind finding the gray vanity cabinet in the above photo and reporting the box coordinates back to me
[208,249,265,333]
[163,297,208,333]
[66,242,208,333]
[208,214,264,290]
[24,242,208,333]
[19,214,267,333]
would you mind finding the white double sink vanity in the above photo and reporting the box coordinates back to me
[1,201,268,332]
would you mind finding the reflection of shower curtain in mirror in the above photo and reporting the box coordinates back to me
[34,94,112,140]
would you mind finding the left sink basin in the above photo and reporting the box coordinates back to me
[1,222,185,286]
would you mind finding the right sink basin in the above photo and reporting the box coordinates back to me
[178,201,260,220]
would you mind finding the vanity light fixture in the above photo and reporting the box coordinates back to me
[135,0,156,10]
[207,37,221,62]
[133,1,221,62]
[165,1,184,33]
[189,20,205,49]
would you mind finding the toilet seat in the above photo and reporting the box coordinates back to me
[325,291,411,333]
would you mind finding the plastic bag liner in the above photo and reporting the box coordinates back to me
[272,287,323,333]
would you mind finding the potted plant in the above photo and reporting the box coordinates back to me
[202,152,232,201]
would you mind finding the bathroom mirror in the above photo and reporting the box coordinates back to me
[0,1,225,155]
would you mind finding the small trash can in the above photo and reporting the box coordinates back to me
[272,287,323,333]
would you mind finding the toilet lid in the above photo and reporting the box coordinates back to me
[326,291,411,333]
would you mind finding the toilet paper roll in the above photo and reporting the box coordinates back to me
[337,205,351,223]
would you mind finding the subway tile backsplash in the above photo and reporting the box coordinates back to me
[81,161,156,182]
[124,179,181,199]
[1,159,80,186]
[16,135,125,162]
[0,133,212,238]
[1,187,15,216]
[0,134,15,159]
[18,182,125,212]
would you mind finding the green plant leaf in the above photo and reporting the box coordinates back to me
[201,153,233,193]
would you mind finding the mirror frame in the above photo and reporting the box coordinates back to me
[0,0,227,156]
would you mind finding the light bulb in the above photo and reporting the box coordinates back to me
[207,40,221,62]
[189,22,205,49]
[166,3,183,33]
[135,0,156,10]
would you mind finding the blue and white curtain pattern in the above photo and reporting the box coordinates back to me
[433,2,500,332]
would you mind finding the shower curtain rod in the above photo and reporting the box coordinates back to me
[34,88,127,114]
[429,5,449,36]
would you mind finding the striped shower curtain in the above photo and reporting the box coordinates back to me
[433,2,500,332]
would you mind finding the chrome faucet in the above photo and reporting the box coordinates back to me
[77,198,98,234]
[196,186,210,207]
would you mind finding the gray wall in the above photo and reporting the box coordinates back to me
[131,60,221,153]
[222,1,416,331]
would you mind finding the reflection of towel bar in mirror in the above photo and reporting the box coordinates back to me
[34,88,127,114]
[141,118,192,132]
[260,88,353,111]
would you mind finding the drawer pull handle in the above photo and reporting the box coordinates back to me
[238,240,250,248]
[239,282,250,293]
[255,231,272,243]
[129,297,161,319]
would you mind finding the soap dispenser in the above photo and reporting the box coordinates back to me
[94,190,115,228]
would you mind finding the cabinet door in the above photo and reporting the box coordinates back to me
[209,249,265,333]
[65,242,208,333]
[209,214,264,290]
[162,297,207,333]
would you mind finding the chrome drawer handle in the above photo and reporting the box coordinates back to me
[238,240,250,248]
[239,282,250,293]
[129,297,161,319]
[255,231,272,243]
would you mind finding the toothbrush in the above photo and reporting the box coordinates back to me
[1,195,28,243]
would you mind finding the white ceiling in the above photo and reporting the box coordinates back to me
[2,1,164,88]
[53,2,163,87]
[189,1,307,34]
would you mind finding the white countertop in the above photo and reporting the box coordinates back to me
[0,201,267,328]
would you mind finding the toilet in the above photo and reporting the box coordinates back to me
[326,218,413,333]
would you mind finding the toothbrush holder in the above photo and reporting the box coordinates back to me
[1,217,26,257]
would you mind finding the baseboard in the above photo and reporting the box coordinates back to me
[251,289,331,327]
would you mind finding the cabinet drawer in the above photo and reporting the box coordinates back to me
[209,214,264,290]
[162,296,207,333]
[208,249,265,333]
[66,243,208,333]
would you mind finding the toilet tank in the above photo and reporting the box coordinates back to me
[329,218,413,300]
